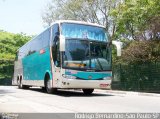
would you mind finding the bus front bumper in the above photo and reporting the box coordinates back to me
[60,78,112,89]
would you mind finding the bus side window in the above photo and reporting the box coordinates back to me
[52,24,60,67]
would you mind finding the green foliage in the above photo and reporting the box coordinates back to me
[111,0,160,40]
[0,30,31,80]
[111,0,160,65]
[119,40,160,64]
[0,31,31,61]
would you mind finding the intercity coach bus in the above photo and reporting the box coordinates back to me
[12,20,121,94]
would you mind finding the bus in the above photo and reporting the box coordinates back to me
[13,20,121,94]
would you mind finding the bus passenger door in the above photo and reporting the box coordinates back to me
[52,39,62,87]
[52,24,62,87]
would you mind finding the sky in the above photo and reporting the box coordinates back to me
[0,0,50,35]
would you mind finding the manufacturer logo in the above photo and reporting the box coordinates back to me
[88,75,92,79]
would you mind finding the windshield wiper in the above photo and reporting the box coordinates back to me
[96,58,103,70]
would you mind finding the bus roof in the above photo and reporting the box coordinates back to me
[52,20,105,28]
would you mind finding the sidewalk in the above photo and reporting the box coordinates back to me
[95,89,160,97]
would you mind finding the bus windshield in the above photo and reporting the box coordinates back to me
[61,23,108,42]
[63,39,111,71]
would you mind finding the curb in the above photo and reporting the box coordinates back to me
[95,89,160,97]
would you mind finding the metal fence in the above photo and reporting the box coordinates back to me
[0,60,13,85]
[112,63,160,92]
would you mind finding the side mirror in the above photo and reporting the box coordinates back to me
[112,41,122,56]
[60,35,65,52]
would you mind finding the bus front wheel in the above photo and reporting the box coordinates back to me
[82,89,94,95]
[45,77,57,94]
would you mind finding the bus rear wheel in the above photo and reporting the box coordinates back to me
[18,80,29,89]
[18,80,23,89]
[82,89,94,95]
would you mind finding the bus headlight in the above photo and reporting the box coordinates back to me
[62,75,77,79]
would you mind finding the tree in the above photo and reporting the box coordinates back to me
[0,31,31,61]
[0,30,31,80]
[118,40,160,64]
[109,0,160,64]
[42,0,121,38]
[111,0,160,40]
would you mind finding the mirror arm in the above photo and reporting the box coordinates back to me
[59,35,65,52]
[112,41,122,56]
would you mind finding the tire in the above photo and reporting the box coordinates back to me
[45,76,57,94]
[42,87,46,91]
[22,85,30,89]
[82,89,94,95]
[18,80,29,89]
[18,79,23,89]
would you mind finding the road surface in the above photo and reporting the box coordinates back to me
[0,86,160,113]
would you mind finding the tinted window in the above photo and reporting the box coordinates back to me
[61,23,108,42]
[19,43,29,59]
[18,28,51,58]
[29,40,36,54]
[42,29,50,48]
[52,24,59,45]
[52,24,60,67]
